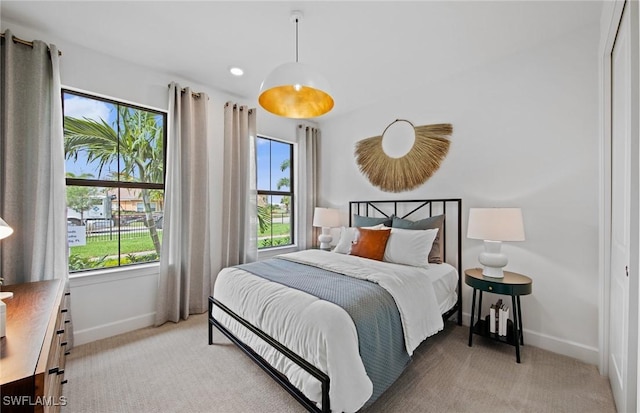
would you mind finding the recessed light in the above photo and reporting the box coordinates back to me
[229,67,244,76]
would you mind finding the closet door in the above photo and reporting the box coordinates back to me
[608,2,637,412]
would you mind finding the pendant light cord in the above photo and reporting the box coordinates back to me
[295,17,299,63]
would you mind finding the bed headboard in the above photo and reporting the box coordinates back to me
[349,198,463,324]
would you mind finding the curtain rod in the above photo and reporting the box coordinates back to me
[167,83,205,99]
[183,90,204,99]
[224,102,254,113]
[0,32,62,56]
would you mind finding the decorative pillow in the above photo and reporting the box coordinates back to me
[333,227,358,254]
[349,228,392,261]
[392,215,445,264]
[332,224,387,254]
[353,214,393,228]
[383,228,438,267]
[363,223,387,230]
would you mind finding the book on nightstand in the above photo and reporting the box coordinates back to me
[489,304,496,334]
[499,304,510,336]
[494,299,503,335]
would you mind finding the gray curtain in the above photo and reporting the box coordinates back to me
[0,30,68,284]
[220,102,257,268]
[298,125,319,249]
[155,82,212,325]
[0,30,71,344]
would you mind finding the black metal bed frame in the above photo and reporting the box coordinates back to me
[209,298,330,412]
[209,198,463,413]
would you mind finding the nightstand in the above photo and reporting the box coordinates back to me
[465,268,532,363]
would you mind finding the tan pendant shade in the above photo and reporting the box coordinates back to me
[259,12,334,119]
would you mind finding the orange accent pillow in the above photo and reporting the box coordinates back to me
[350,228,392,261]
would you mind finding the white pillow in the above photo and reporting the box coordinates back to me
[333,227,358,254]
[363,223,387,230]
[332,224,388,254]
[383,227,439,267]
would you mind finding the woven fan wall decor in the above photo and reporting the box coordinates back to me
[354,120,452,192]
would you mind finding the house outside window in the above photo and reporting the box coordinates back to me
[256,136,294,249]
[136,202,157,212]
[63,89,166,272]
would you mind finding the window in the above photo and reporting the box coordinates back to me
[63,90,166,272]
[256,136,294,249]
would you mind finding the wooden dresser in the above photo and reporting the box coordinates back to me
[1,279,70,413]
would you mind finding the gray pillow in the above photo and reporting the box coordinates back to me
[352,214,393,228]
[392,215,445,264]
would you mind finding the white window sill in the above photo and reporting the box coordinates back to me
[258,244,300,260]
[69,262,160,287]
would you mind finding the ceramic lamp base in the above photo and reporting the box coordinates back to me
[0,300,5,337]
[0,292,13,338]
[318,227,333,250]
[0,292,13,300]
[478,240,508,278]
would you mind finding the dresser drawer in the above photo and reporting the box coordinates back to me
[1,280,68,413]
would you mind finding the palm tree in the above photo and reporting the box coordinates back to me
[277,158,291,213]
[64,107,164,255]
[257,204,271,234]
[277,159,290,190]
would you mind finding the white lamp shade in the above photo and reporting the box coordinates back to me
[259,62,334,119]
[467,208,525,242]
[0,217,13,240]
[312,207,340,228]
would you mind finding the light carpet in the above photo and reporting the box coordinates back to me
[61,313,615,413]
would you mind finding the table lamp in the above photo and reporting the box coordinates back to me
[467,208,525,278]
[312,207,340,250]
[0,216,14,337]
[0,217,13,240]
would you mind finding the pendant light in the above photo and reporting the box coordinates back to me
[259,11,334,119]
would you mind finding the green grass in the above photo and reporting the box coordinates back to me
[72,222,290,261]
[258,222,292,249]
[259,223,291,237]
[71,233,163,259]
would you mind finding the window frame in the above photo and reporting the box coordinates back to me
[62,88,167,272]
[256,135,295,250]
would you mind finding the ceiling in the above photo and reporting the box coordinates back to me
[1,1,603,119]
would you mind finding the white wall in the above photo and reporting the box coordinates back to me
[318,23,601,364]
[1,19,297,345]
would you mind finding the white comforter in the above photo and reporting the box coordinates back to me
[211,250,445,412]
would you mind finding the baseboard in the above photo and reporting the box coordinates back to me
[73,312,156,346]
[461,311,599,366]
[73,310,599,364]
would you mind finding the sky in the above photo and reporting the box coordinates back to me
[63,91,118,179]
[257,137,291,194]
[63,91,164,182]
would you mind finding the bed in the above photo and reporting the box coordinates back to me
[209,199,462,413]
